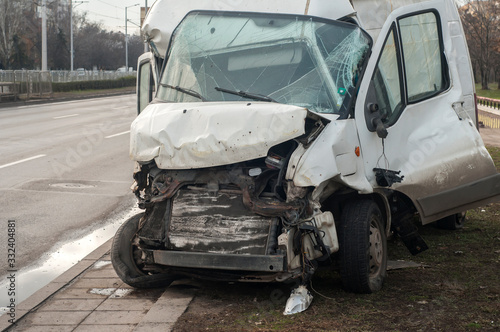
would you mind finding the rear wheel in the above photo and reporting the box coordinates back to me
[111,213,176,288]
[435,212,465,230]
[338,199,387,293]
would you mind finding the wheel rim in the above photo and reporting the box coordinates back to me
[369,220,383,275]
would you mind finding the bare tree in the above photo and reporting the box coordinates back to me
[0,0,34,69]
[495,34,500,89]
[0,0,143,71]
[460,0,500,90]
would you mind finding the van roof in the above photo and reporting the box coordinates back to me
[142,0,430,58]
[142,0,356,58]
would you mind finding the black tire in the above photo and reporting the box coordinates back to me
[111,213,176,288]
[338,199,387,293]
[435,212,465,230]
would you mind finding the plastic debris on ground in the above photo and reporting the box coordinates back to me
[283,285,313,315]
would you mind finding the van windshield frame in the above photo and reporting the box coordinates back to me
[157,10,372,116]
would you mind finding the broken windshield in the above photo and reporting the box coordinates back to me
[157,11,371,115]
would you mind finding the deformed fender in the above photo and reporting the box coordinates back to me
[372,190,392,236]
[287,119,373,194]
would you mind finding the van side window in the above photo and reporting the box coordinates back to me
[399,12,447,103]
[372,28,404,124]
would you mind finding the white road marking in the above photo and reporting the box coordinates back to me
[112,106,129,110]
[17,100,83,109]
[0,154,47,169]
[105,130,130,139]
[53,114,79,119]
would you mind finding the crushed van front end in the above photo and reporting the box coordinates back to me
[112,10,377,314]
[121,101,337,284]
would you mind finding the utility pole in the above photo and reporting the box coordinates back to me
[144,0,148,53]
[70,0,88,71]
[42,0,47,71]
[126,4,140,71]
[70,0,73,71]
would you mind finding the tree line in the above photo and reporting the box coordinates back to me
[0,0,144,71]
[458,1,499,90]
[1,0,498,89]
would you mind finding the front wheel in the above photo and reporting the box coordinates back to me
[111,213,176,288]
[338,199,387,293]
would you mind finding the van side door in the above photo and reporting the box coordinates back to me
[355,0,500,224]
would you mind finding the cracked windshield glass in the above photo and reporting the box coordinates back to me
[157,12,371,114]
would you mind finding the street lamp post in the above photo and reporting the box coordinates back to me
[144,0,148,53]
[125,4,140,71]
[70,0,88,71]
[42,0,47,71]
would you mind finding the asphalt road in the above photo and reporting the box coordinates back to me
[0,95,138,277]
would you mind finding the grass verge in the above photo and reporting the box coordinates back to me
[173,146,500,332]
[476,83,500,100]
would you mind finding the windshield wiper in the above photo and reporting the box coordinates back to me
[160,83,206,101]
[215,86,276,103]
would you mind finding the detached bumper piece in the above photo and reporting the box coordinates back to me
[150,250,285,272]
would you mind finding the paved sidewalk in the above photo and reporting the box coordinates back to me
[0,240,197,332]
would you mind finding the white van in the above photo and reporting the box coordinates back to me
[112,0,500,314]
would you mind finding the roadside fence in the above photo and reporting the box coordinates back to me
[478,112,500,129]
[0,70,136,102]
[477,96,500,110]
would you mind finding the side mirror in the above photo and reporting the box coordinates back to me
[364,82,388,139]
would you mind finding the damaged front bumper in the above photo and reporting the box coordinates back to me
[130,161,334,282]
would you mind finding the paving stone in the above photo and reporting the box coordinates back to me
[0,309,29,331]
[159,287,197,301]
[9,324,76,332]
[52,287,111,299]
[139,303,188,324]
[73,324,136,332]
[80,310,146,325]
[133,322,174,332]
[96,298,156,311]
[29,310,91,325]
[16,282,67,312]
[111,287,166,299]
[138,289,195,324]
[50,260,97,284]
[83,266,118,279]
[91,260,113,269]
[38,299,105,312]
[70,277,123,289]
[99,253,111,260]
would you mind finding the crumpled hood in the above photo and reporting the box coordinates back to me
[130,102,308,169]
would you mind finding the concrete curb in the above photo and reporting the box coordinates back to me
[0,239,113,331]
[0,239,197,332]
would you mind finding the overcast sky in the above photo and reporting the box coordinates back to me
[75,0,469,35]
[74,0,149,35]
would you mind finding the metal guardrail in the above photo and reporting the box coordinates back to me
[0,71,52,101]
[0,70,136,83]
[477,96,500,110]
[0,70,136,101]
